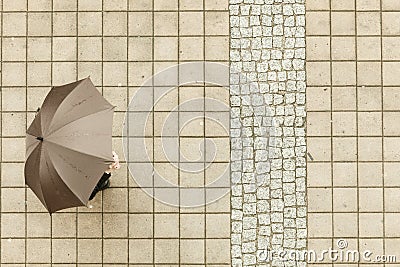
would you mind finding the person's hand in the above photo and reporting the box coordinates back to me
[107,151,120,172]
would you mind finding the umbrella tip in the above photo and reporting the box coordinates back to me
[36,136,44,141]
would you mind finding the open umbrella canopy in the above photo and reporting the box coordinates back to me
[25,77,115,213]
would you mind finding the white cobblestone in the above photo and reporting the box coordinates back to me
[230,0,306,266]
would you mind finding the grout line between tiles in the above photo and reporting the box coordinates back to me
[24,0,28,265]
[380,0,386,264]
[0,0,3,261]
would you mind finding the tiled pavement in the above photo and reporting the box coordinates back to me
[307,0,400,265]
[0,0,230,265]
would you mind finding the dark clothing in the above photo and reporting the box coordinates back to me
[89,172,111,200]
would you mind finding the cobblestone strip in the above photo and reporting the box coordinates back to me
[229,0,307,266]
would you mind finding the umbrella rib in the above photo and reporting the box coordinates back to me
[46,106,114,138]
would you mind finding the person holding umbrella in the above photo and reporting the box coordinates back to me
[89,151,120,200]
[25,77,118,214]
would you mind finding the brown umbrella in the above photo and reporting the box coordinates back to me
[25,77,115,213]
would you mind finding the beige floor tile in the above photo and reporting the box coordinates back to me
[104,213,128,238]
[357,62,382,86]
[333,162,357,186]
[358,137,382,161]
[2,113,26,137]
[307,162,332,187]
[358,112,382,136]
[332,37,356,60]
[103,37,128,61]
[307,87,331,111]
[103,188,128,212]
[129,12,152,36]
[128,37,153,61]
[179,163,204,187]
[129,239,153,263]
[306,62,331,86]
[331,12,355,35]
[358,86,382,111]
[383,0,400,9]
[307,137,331,161]
[129,188,154,212]
[332,112,356,136]
[1,163,25,187]
[154,239,179,263]
[180,0,203,10]
[26,239,51,263]
[384,137,400,160]
[180,12,203,35]
[52,213,77,237]
[103,12,127,36]
[205,12,229,35]
[332,0,355,10]
[306,0,330,10]
[3,13,27,36]
[306,12,330,35]
[205,162,229,187]
[333,213,358,237]
[154,213,179,238]
[333,188,357,212]
[154,0,177,10]
[384,62,400,85]
[382,12,400,35]
[383,37,400,60]
[385,188,400,212]
[205,37,229,61]
[180,239,205,264]
[103,239,128,264]
[333,137,357,161]
[129,0,152,10]
[1,239,26,263]
[1,213,25,238]
[359,213,383,237]
[2,63,26,87]
[78,12,102,36]
[359,162,383,186]
[52,239,76,263]
[54,12,76,36]
[357,12,381,35]
[27,213,51,237]
[77,239,102,263]
[308,188,332,212]
[180,214,205,238]
[385,213,400,237]
[206,239,230,264]
[2,37,26,61]
[27,62,52,86]
[52,62,77,85]
[359,188,383,212]
[78,0,101,10]
[357,36,381,60]
[307,112,331,136]
[77,213,102,238]
[1,188,25,212]
[154,12,178,36]
[385,239,400,257]
[206,214,230,238]
[360,238,384,260]
[308,213,332,237]
[3,0,27,11]
[129,214,153,238]
[357,0,380,10]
